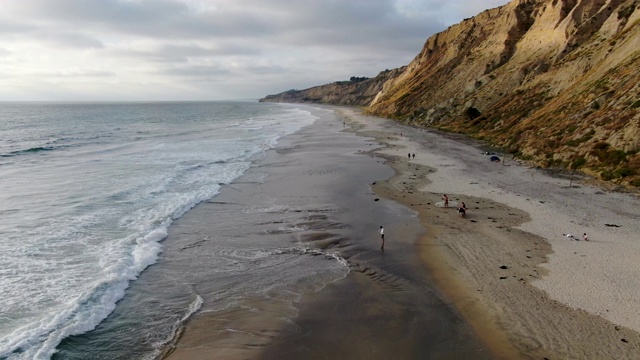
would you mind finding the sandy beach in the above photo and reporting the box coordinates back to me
[337,106,640,359]
[163,104,640,359]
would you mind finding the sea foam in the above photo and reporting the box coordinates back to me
[0,102,316,359]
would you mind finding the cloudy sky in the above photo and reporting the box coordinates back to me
[0,0,510,101]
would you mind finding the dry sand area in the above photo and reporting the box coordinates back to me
[338,107,640,359]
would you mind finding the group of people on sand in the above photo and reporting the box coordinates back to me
[442,194,467,218]
[377,193,476,251]
[563,233,589,241]
[380,194,589,252]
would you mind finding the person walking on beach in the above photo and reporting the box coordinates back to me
[583,233,589,241]
[379,226,385,250]
[412,153,415,159]
[443,194,449,208]
[408,153,411,160]
[458,205,466,218]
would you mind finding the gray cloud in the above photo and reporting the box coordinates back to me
[4,0,276,39]
[159,62,286,79]
[244,65,288,76]
[41,70,115,78]
[0,0,511,100]
[159,44,260,57]
[161,64,231,77]
[42,32,105,49]
[114,43,261,63]
[6,69,114,78]
[0,22,35,34]
[3,0,440,47]
[10,0,189,27]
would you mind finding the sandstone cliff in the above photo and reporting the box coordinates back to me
[263,0,640,188]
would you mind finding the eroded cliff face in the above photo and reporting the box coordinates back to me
[369,0,640,187]
[261,0,640,187]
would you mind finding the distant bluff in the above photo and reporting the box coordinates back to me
[261,0,640,189]
[260,68,405,106]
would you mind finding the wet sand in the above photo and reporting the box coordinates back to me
[338,107,640,359]
[162,105,490,359]
[163,104,640,359]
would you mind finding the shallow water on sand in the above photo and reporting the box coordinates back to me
[159,106,493,359]
[49,105,379,359]
[47,104,491,359]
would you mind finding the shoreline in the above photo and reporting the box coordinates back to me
[161,104,491,359]
[339,106,640,358]
[161,104,640,359]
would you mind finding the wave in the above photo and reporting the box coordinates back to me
[275,246,350,268]
[0,185,226,359]
[241,204,290,214]
[0,102,320,359]
[1,146,58,158]
[146,294,204,360]
[0,228,167,360]
[0,160,235,358]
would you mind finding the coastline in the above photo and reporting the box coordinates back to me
[338,106,640,358]
[161,104,640,359]
[161,105,491,359]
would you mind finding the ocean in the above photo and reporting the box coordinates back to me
[0,101,351,359]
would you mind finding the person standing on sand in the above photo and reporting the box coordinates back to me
[583,233,589,241]
[379,226,385,250]
[458,206,466,218]
[408,153,411,160]
[443,194,449,208]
